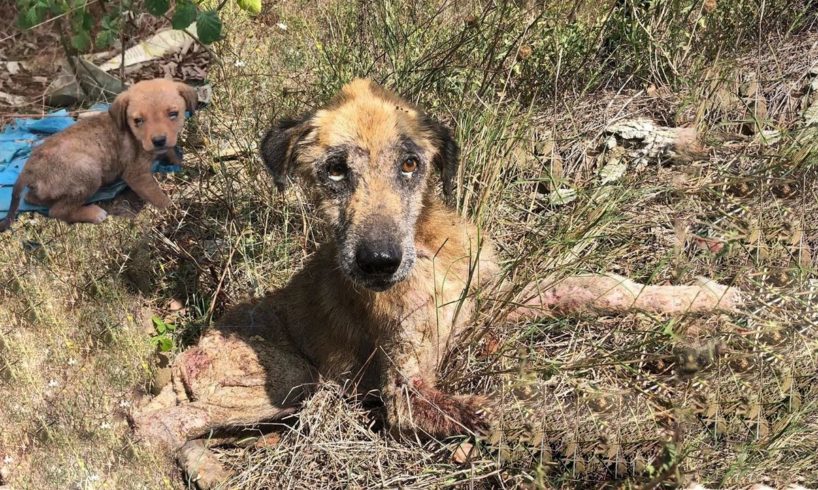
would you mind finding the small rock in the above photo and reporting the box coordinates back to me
[452,442,476,464]
[168,298,185,313]
[4,61,21,75]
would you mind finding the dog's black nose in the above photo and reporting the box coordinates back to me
[152,135,167,148]
[356,242,402,275]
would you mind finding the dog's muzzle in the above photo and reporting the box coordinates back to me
[151,135,168,149]
[355,241,402,276]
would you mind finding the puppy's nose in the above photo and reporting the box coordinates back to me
[356,242,402,275]
[152,135,167,148]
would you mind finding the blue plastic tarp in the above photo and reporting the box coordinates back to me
[0,104,182,220]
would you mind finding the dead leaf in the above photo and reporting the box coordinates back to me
[481,333,500,356]
[673,218,690,251]
[0,90,27,107]
[254,433,282,448]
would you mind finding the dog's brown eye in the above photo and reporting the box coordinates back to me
[328,162,348,182]
[169,111,179,120]
[134,117,144,127]
[401,157,418,176]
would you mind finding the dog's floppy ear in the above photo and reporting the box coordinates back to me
[424,116,460,205]
[260,116,313,191]
[109,91,130,130]
[176,82,198,114]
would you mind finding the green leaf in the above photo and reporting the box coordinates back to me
[96,29,114,48]
[236,0,261,15]
[196,10,222,44]
[70,30,91,52]
[151,316,167,334]
[156,336,173,352]
[172,0,198,29]
[78,10,93,30]
[49,1,68,15]
[145,0,169,16]
[19,6,42,28]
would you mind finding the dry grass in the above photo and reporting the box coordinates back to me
[2,1,818,488]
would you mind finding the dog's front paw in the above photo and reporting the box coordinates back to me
[451,394,494,435]
[398,378,493,438]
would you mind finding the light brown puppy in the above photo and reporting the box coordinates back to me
[0,79,197,231]
[132,81,740,486]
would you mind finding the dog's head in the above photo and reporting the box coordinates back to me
[110,79,198,154]
[261,79,459,291]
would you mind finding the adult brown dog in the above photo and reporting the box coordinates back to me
[132,79,739,487]
[0,79,197,231]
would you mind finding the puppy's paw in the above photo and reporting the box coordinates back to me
[91,209,108,224]
[151,194,172,210]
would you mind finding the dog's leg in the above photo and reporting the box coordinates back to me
[385,376,491,439]
[122,171,172,209]
[48,201,108,224]
[131,322,311,485]
[379,352,491,439]
[506,273,742,322]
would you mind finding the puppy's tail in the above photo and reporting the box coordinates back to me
[0,176,27,232]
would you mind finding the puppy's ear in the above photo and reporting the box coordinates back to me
[109,91,130,131]
[176,82,198,114]
[260,116,313,191]
[424,116,460,205]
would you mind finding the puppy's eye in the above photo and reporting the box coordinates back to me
[133,117,144,127]
[169,111,179,120]
[401,156,419,176]
[328,161,348,182]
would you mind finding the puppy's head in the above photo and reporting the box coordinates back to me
[110,79,198,153]
[261,79,459,291]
